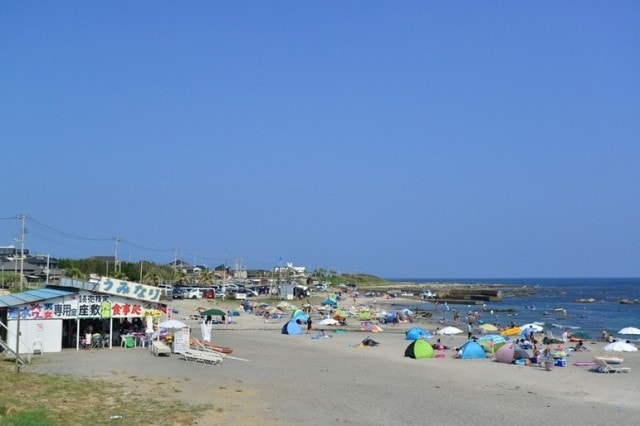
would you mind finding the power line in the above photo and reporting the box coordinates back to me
[120,239,175,253]
[28,217,112,242]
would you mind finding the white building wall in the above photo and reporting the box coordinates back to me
[7,319,62,354]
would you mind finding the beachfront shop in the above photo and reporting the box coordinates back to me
[0,277,166,354]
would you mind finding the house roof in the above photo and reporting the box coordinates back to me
[0,288,77,308]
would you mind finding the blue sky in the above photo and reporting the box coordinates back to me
[1,2,638,278]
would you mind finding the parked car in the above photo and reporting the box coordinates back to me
[172,287,187,300]
[185,288,203,299]
[158,284,173,297]
[203,288,216,299]
[236,288,258,297]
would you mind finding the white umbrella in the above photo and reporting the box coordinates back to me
[520,323,544,332]
[158,319,188,329]
[201,321,212,343]
[439,326,463,335]
[602,341,638,352]
[618,327,640,335]
[145,315,154,333]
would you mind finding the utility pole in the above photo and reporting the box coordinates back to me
[17,214,26,291]
[114,236,122,274]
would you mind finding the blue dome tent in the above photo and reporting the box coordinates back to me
[405,327,432,340]
[282,320,303,335]
[321,298,338,308]
[457,340,487,359]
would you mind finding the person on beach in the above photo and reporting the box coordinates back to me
[573,340,587,352]
[433,338,449,350]
[467,323,473,340]
[306,317,312,334]
[84,325,93,351]
[601,330,608,342]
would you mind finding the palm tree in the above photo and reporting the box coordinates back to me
[143,270,163,286]
[199,270,214,286]
[64,267,85,279]
[174,270,190,286]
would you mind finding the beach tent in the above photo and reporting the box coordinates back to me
[404,339,434,359]
[495,343,514,363]
[406,327,432,340]
[281,320,303,335]
[477,334,506,353]
[358,311,372,321]
[382,311,397,324]
[321,298,338,308]
[292,311,309,323]
[361,322,383,333]
[333,309,349,321]
[457,341,487,359]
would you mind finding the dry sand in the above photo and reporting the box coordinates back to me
[29,296,640,425]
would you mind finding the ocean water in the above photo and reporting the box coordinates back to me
[387,277,640,340]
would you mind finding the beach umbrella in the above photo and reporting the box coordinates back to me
[602,341,638,352]
[201,321,212,343]
[479,324,498,332]
[618,327,640,335]
[145,315,154,334]
[520,323,544,332]
[439,326,463,335]
[158,319,188,329]
[477,334,506,353]
[318,318,339,326]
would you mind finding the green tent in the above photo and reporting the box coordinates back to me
[358,311,372,321]
[404,339,434,359]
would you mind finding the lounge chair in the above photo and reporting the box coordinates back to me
[182,348,224,365]
[595,357,630,374]
[151,340,171,357]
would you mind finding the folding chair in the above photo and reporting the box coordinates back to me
[91,334,104,349]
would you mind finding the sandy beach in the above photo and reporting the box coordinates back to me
[28,296,640,425]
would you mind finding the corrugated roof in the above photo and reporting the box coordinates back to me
[0,288,77,308]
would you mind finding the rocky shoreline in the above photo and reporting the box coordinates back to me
[364,281,536,303]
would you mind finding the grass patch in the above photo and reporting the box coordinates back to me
[0,364,210,425]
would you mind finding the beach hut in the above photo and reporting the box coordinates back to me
[405,339,435,359]
[281,320,303,335]
[457,341,487,359]
[405,327,432,340]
